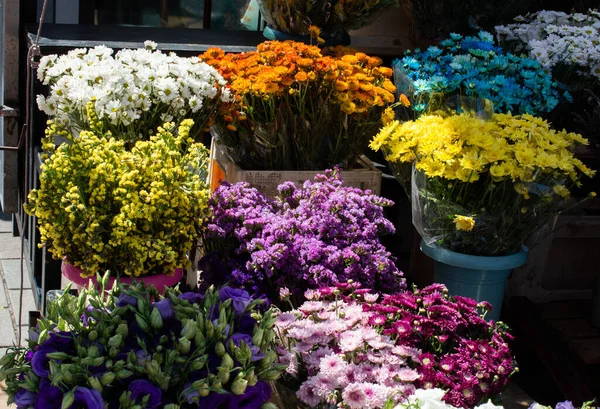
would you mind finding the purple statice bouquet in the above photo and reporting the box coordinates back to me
[0,278,286,409]
[319,282,516,408]
[273,290,422,409]
[201,169,405,305]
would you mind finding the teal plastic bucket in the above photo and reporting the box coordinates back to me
[420,240,528,321]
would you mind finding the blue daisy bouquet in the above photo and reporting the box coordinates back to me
[0,278,286,409]
[393,31,570,119]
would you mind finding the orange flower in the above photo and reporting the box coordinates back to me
[400,94,411,107]
[226,124,237,131]
[295,71,308,82]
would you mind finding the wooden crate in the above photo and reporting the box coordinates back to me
[208,139,382,197]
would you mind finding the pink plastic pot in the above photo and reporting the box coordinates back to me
[61,261,184,294]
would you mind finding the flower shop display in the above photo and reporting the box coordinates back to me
[36,41,230,145]
[371,113,595,316]
[275,282,516,409]
[25,119,211,280]
[255,0,401,45]
[200,41,396,171]
[495,10,600,86]
[393,31,568,118]
[200,169,405,305]
[0,280,286,409]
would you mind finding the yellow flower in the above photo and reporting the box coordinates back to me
[453,215,475,232]
[399,94,410,107]
[553,184,570,199]
[381,107,395,126]
[514,183,530,199]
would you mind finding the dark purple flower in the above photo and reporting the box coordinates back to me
[152,298,174,320]
[14,388,36,408]
[237,314,257,335]
[31,332,74,377]
[229,333,263,361]
[232,381,271,408]
[25,350,34,362]
[128,380,162,409]
[71,387,104,409]
[219,287,251,315]
[555,401,575,409]
[179,292,204,304]
[116,294,138,307]
[34,378,62,409]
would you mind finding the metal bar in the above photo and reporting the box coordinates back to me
[203,0,211,29]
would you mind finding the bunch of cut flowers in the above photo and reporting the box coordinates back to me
[200,41,396,170]
[25,119,211,278]
[496,10,600,86]
[255,0,402,41]
[393,31,568,119]
[0,278,286,409]
[36,41,230,146]
[315,282,516,408]
[273,286,422,409]
[371,112,596,256]
[200,169,405,305]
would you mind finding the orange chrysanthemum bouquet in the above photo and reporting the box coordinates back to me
[200,41,396,170]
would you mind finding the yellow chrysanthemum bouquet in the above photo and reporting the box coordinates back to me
[200,41,396,170]
[25,119,211,278]
[371,113,596,256]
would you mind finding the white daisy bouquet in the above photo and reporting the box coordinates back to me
[36,41,231,145]
[496,10,600,85]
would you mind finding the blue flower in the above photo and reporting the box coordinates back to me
[218,287,252,315]
[14,388,36,408]
[178,292,204,304]
[34,378,62,409]
[152,298,174,320]
[71,387,104,409]
[116,294,137,307]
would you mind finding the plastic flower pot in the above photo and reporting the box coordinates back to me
[420,240,528,321]
[61,261,183,295]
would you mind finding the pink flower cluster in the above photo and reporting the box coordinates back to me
[275,296,422,409]
[316,283,516,408]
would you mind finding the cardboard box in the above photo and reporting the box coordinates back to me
[208,139,382,197]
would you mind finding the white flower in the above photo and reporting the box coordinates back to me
[144,40,157,50]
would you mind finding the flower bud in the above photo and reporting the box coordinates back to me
[205,320,214,338]
[116,323,129,338]
[89,377,103,392]
[246,368,257,386]
[252,329,264,347]
[150,308,163,330]
[214,342,225,357]
[221,353,234,370]
[88,330,98,341]
[231,378,248,395]
[260,369,282,381]
[109,347,118,358]
[261,403,278,409]
[46,352,70,360]
[194,330,205,346]
[181,320,197,340]
[108,334,123,348]
[61,391,75,409]
[199,383,210,398]
[217,368,230,385]
[87,346,99,358]
[178,338,191,355]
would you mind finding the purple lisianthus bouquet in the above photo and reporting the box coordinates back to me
[0,277,286,409]
[273,290,422,409]
[318,282,517,408]
[201,168,405,305]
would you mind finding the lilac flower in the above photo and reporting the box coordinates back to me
[202,170,405,304]
[218,287,251,315]
[34,378,62,409]
[232,381,271,408]
[116,294,137,307]
[128,380,162,409]
[71,387,104,409]
[229,333,263,361]
[31,332,74,377]
[152,298,174,320]
[14,388,36,408]
[555,402,576,409]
